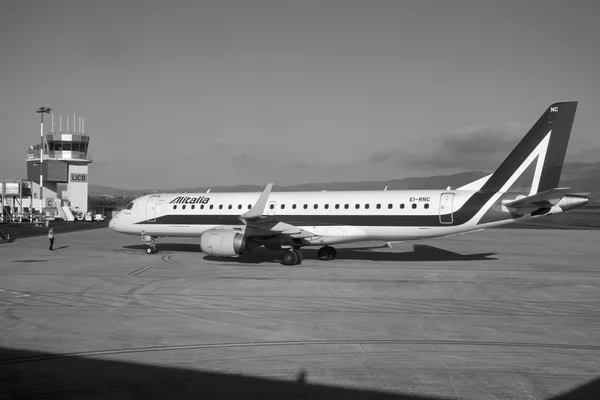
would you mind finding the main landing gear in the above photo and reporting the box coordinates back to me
[280,246,337,266]
[317,246,337,261]
[281,249,304,266]
[142,233,158,254]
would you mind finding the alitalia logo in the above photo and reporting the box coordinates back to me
[169,196,210,204]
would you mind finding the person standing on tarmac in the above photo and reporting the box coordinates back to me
[48,227,55,251]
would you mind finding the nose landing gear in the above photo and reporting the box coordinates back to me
[142,232,158,254]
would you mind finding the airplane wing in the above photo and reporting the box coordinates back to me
[504,188,572,209]
[239,184,319,240]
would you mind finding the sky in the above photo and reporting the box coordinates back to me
[1,0,599,190]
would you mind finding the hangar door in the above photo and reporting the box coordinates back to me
[145,195,160,222]
[439,193,454,224]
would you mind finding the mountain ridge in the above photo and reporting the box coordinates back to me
[89,161,600,199]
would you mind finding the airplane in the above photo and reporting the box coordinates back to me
[109,102,588,265]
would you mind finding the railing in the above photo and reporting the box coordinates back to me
[26,151,92,162]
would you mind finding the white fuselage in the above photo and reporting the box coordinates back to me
[109,188,546,246]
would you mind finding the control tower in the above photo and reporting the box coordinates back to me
[26,114,92,216]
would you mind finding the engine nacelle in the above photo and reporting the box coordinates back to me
[557,195,589,212]
[199,228,245,257]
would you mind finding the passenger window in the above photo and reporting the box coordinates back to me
[281,204,285,209]
[292,204,297,209]
[303,204,308,209]
[400,204,405,209]
[270,204,274,209]
[388,204,392,209]
[424,204,429,209]
[355,204,360,209]
[314,204,318,209]
[228,205,232,210]
[182,205,186,210]
[365,204,370,209]
[325,204,329,209]
[248,205,251,209]
[412,204,417,209]
[238,205,242,209]
[335,204,340,209]
[210,205,214,209]
[173,205,177,210]
[376,204,381,209]
[191,205,195,210]
[344,204,349,209]
[200,205,204,209]
[219,205,223,209]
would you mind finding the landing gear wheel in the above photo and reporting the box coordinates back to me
[293,249,304,265]
[317,246,336,261]
[146,247,157,255]
[282,250,298,266]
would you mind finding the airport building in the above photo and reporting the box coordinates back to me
[1,113,92,222]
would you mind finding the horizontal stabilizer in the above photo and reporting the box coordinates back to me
[504,187,571,209]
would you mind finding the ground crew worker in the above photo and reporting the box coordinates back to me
[48,227,55,251]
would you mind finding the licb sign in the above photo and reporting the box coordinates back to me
[70,173,87,182]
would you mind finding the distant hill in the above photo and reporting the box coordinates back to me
[89,161,600,200]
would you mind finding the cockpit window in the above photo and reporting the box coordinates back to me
[125,202,134,210]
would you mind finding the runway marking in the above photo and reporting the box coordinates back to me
[128,266,151,277]
[2,339,600,365]
[360,343,389,392]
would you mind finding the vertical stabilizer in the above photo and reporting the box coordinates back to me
[480,102,577,195]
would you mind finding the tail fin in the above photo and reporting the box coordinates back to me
[480,102,578,195]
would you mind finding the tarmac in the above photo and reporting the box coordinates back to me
[0,226,599,399]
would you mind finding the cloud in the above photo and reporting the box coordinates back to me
[368,150,395,164]
[231,151,259,166]
[568,146,600,163]
[366,122,527,172]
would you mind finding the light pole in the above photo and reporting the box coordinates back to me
[36,106,51,221]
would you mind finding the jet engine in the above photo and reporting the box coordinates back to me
[556,195,589,211]
[199,228,245,257]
